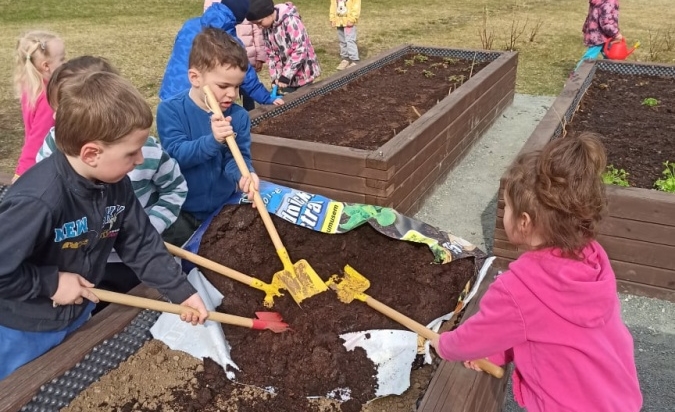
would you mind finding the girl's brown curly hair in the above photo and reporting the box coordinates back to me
[503,132,609,258]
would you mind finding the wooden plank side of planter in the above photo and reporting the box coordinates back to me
[388,64,517,201]
[617,279,675,302]
[259,177,370,204]
[369,52,518,172]
[396,79,516,215]
[605,186,675,227]
[251,135,381,178]
[0,285,161,412]
[417,265,509,412]
[253,160,393,198]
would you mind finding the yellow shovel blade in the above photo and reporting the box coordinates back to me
[273,259,328,305]
[326,265,371,304]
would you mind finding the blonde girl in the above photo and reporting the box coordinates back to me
[13,30,65,182]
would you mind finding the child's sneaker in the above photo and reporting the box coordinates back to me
[347,62,357,69]
[336,59,350,70]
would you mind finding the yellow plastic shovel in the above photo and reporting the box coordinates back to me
[202,86,327,304]
[326,265,505,379]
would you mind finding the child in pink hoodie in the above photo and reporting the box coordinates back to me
[246,0,321,93]
[432,133,642,412]
[12,30,66,182]
[575,0,622,70]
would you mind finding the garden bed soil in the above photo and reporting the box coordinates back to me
[253,54,489,151]
[63,340,433,412]
[194,205,476,410]
[62,204,476,412]
[566,71,675,188]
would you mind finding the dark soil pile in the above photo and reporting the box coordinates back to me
[567,71,675,189]
[181,205,476,410]
[253,53,489,150]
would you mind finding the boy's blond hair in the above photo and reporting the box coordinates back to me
[55,71,153,156]
[14,30,61,107]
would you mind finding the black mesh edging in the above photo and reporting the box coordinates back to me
[20,309,160,412]
[251,46,502,127]
[0,185,9,203]
[552,61,675,140]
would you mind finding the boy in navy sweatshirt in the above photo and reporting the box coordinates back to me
[0,71,208,380]
[157,27,259,233]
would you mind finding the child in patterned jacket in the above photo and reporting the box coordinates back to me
[575,0,622,70]
[330,0,361,70]
[247,0,321,93]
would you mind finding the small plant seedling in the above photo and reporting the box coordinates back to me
[422,70,435,78]
[447,74,467,83]
[394,67,408,74]
[429,62,446,69]
[413,54,429,63]
[404,59,415,66]
[443,57,459,65]
[642,97,659,107]
[654,161,675,193]
[602,165,630,187]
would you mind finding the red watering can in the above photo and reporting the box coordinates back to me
[603,38,640,60]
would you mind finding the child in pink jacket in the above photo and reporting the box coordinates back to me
[236,20,267,111]
[246,0,320,93]
[432,133,642,412]
[12,30,66,182]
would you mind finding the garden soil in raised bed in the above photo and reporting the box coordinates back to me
[566,71,675,189]
[62,205,475,412]
[253,54,489,150]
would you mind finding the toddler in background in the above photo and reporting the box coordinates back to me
[330,0,361,70]
[247,0,320,93]
[12,30,65,182]
[576,0,621,70]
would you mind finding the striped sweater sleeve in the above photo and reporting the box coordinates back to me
[35,127,57,163]
[128,137,187,234]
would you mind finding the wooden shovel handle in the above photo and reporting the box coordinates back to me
[89,288,255,328]
[364,295,504,379]
[165,242,259,287]
[202,86,286,254]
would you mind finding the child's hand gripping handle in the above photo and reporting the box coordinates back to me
[365,296,505,379]
[202,86,289,263]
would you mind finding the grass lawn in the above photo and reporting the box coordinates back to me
[1,0,674,174]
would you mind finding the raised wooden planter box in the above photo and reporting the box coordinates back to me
[416,264,509,412]
[0,266,506,412]
[249,45,517,215]
[493,60,675,302]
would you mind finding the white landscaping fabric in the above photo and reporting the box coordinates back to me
[150,268,239,379]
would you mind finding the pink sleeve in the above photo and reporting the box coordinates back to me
[253,24,267,62]
[437,277,526,362]
[16,92,54,176]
